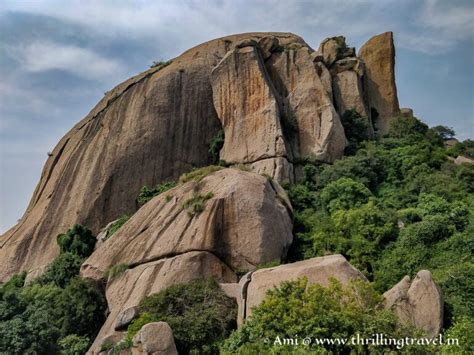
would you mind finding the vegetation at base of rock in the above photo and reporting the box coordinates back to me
[36,252,85,288]
[179,165,223,184]
[0,225,106,354]
[137,181,177,206]
[208,129,225,164]
[150,59,173,69]
[105,263,129,280]
[129,279,237,354]
[284,115,473,351]
[183,192,214,216]
[221,277,423,354]
[57,224,96,258]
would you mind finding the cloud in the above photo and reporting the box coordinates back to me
[9,41,126,80]
[2,0,472,55]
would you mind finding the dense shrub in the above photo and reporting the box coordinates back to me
[57,224,96,258]
[130,279,237,354]
[221,278,421,354]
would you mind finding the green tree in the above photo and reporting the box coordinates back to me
[320,177,372,213]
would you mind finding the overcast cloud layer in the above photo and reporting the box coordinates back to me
[1,0,473,232]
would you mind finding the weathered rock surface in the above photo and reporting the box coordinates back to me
[81,168,293,280]
[132,322,178,355]
[90,251,236,353]
[359,31,400,134]
[266,47,346,162]
[210,46,288,165]
[114,306,139,331]
[240,254,366,323]
[317,37,353,66]
[383,270,443,337]
[0,32,304,282]
[332,69,368,118]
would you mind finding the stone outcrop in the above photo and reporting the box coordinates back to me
[318,36,355,67]
[81,168,293,281]
[359,31,400,134]
[0,32,303,282]
[454,155,474,165]
[383,270,443,338]
[210,45,290,180]
[132,322,178,355]
[266,46,346,163]
[90,251,236,353]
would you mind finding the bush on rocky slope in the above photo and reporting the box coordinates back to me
[221,278,424,354]
[126,279,237,354]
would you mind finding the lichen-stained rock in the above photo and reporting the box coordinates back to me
[89,251,235,353]
[81,168,293,280]
[266,47,346,162]
[210,46,288,165]
[383,270,443,338]
[243,254,366,320]
[359,31,400,134]
[0,32,304,282]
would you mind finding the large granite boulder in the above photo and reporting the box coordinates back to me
[0,32,303,282]
[383,270,443,338]
[132,322,178,355]
[359,31,400,134]
[81,168,293,280]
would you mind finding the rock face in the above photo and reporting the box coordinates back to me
[266,46,346,163]
[90,251,236,353]
[234,255,366,324]
[210,45,289,173]
[132,322,178,355]
[0,32,303,282]
[359,32,400,134]
[81,168,293,280]
[383,270,443,338]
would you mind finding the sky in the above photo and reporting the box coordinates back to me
[0,0,473,233]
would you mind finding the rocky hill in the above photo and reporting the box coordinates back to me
[0,31,399,283]
[3,31,470,354]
